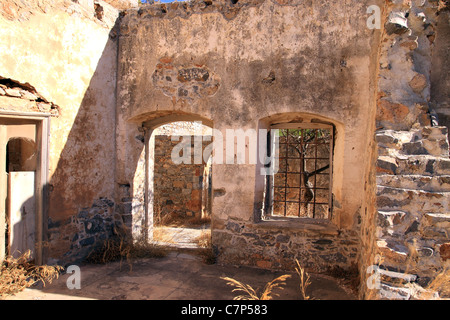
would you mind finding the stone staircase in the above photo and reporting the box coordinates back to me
[375,126,450,299]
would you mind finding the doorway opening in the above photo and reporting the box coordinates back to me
[149,121,213,249]
[0,115,49,265]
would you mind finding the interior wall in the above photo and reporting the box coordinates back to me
[6,125,37,172]
[117,0,383,271]
[0,0,120,264]
[6,125,35,141]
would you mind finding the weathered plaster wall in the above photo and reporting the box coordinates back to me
[117,0,382,272]
[0,0,120,264]
[0,0,447,299]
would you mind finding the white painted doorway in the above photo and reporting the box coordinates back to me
[0,114,49,265]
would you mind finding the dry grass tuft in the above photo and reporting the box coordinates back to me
[85,237,131,265]
[221,274,291,300]
[199,247,216,265]
[193,229,216,264]
[295,259,312,300]
[438,0,449,12]
[85,232,168,271]
[420,267,450,299]
[129,238,168,260]
[0,250,63,297]
[153,228,177,244]
[325,263,360,297]
[194,229,211,248]
[154,202,211,228]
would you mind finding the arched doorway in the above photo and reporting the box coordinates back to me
[151,121,212,248]
[134,112,214,250]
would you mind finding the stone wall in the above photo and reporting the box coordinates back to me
[213,219,360,273]
[0,78,59,116]
[47,197,121,264]
[1,0,448,299]
[117,0,382,276]
[367,0,450,299]
[153,135,211,224]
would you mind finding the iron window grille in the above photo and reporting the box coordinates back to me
[264,123,334,220]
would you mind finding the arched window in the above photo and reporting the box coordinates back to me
[257,113,342,223]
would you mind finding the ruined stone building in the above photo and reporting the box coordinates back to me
[0,0,449,299]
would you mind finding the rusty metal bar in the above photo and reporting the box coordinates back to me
[312,130,318,218]
[273,200,329,205]
[298,129,304,217]
[283,130,288,216]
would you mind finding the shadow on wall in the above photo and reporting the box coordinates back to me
[430,10,450,142]
[8,196,35,260]
[45,18,143,266]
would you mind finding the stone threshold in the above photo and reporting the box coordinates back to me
[252,216,340,235]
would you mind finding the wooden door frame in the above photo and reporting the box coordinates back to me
[0,111,50,265]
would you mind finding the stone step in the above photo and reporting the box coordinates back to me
[421,213,450,239]
[377,155,450,176]
[423,212,450,224]
[394,155,450,176]
[376,174,450,192]
[376,239,409,265]
[377,210,410,237]
[379,283,412,300]
[376,185,450,214]
[376,131,404,149]
[376,126,449,158]
[378,210,449,241]
[379,268,417,283]
[419,126,449,142]
[376,236,444,270]
[376,126,448,143]
[401,140,449,158]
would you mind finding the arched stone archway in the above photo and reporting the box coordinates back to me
[117,111,214,246]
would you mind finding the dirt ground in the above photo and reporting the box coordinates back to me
[3,248,357,300]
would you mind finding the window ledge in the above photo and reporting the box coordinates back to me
[254,216,339,235]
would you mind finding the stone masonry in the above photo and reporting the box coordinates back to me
[153,135,211,224]
[370,0,450,299]
[0,77,59,116]
[0,0,449,300]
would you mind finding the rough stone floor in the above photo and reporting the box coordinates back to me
[4,251,357,300]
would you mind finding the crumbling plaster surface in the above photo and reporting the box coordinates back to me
[117,0,383,270]
[0,0,447,299]
[0,0,120,262]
